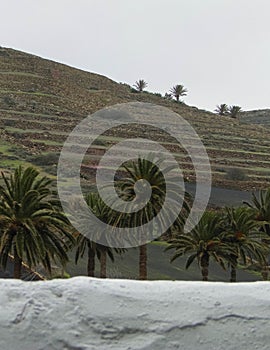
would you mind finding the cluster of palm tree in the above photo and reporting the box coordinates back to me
[133,80,187,103]
[74,192,126,278]
[215,104,242,118]
[133,81,245,114]
[167,195,270,282]
[1,165,270,282]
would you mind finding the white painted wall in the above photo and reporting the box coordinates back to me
[0,277,269,350]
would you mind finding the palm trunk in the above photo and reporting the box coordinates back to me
[230,265,237,282]
[261,264,268,281]
[87,242,95,277]
[264,224,270,236]
[139,244,147,280]
[200,253,209,281]
[262,224,269,280]
[13,246,22,279]
[100,250,107,278]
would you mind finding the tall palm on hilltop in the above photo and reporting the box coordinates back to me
[133,79,147,92]
[221,207,268,282]
[166,211,234,281]
[228,105,242,118]
[0,166,74,279]
[215,103,229,116]
[169,84,187,102]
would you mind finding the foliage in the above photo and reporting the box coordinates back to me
[215,104,229,116]
[244,188,270,279]
[226,167,247,181]
[30,152,59,166]
[0,166,74,278]
[164,93,173,100]
[214,104,242,118]
[133,79,147,92]
[244,188,270,227]
[169,84,187,102]
[220,207,268,281]
[166,211,234,281]
[74,192,125,278]
[2,96,16,108]
[228,105,242,118]
[112,154,189,279]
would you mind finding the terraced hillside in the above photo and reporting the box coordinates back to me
[0,47,269,191]
[238,109,270,126]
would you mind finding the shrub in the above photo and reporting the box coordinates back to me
[3,119,16,127]
[226,167,247,181]
[130,87,139,93]
[43,165,57,176]
[133,79,147,92]
[2,96,15,108]
[30,152,59,166]
[164,93,172,100]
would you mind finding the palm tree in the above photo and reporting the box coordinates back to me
[169,84,187,102]
[133,79,147,92]
[75,233,96,277]
[244,189,270,235]
[221,207,268,282]
[113,156,188,280]
[0,166,74,279]
[75,233,117,278]
[166,211,233,281]
[74,192,123,278]
[244,189,270,279]
[228,105,242,118]
[215,104,229,116]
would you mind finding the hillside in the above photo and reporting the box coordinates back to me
[238,109,270,126]
[0,47,270,191]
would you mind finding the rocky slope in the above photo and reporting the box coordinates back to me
[0,47,270,190]
[239,109,270,126]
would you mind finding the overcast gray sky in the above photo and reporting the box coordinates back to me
[1,0,269,112]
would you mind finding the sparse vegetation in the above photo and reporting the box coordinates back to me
[169,84,187,102]
[30,152,59,166]
[215,103,229,116]
[2,96,15,108]
[228,105,242,118]
[133,79,147,92]
[164,92,173,100]
[0,48,268,190]
[215,104,242,118]
[226,167,247,181]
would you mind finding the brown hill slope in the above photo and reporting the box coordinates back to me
[238,109,270,126]
[0,47,269,190]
